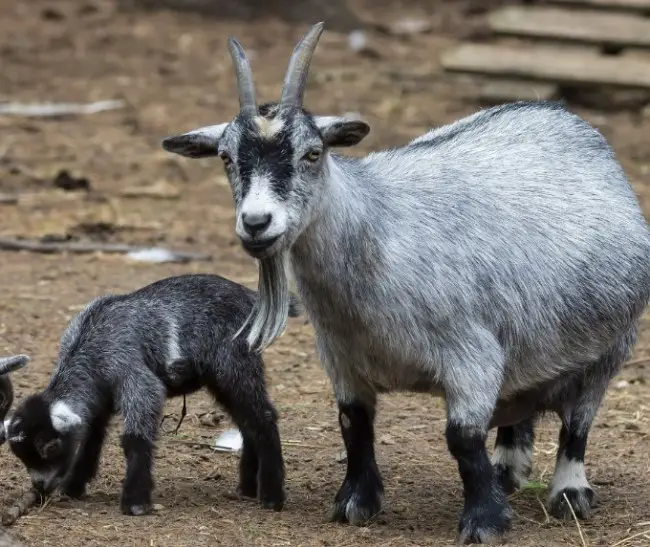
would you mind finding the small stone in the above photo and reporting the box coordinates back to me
[379,434,395,445]
[615,380,629,389]
[152,503,164,511]
[336,450,347,463]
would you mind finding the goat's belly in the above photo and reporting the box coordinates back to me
[355,353,444,395]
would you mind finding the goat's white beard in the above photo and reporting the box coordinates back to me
[235,251,290,353]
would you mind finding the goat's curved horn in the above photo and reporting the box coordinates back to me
[279,22,325,108]
[227,37,257,116]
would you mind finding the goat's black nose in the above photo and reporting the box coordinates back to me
[242,212,272,237]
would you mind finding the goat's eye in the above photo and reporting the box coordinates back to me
[219,152,233,167]
[304,149,322,163]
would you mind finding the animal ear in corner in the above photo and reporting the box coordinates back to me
[0,354,30,376]
[161,123,228,158]
[36,436,62,460]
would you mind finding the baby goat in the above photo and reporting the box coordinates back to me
[5,274,298,516]
[162,24,650,544]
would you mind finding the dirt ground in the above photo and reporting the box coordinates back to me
[0,0,649,545]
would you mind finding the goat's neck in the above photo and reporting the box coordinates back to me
[291,154,378,296]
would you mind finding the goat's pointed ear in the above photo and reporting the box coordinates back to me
[315,117,370,148]
[0,354,29,376]
[161,123,228,158]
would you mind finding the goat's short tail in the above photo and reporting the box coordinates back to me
[288,293,302,318]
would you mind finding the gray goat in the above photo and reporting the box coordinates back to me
[4,275,296,516]
[0,355,30,442]
[162,23,650,544]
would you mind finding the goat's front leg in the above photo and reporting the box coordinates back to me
[442,341,511,544]
[119,374,165,516]
[331,392,383,525]
[62,415,110,498]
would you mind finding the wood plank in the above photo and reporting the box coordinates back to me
[440,43,650,89]
[488,6,650,49]
[476,80,559,103]
[545,0,650,13]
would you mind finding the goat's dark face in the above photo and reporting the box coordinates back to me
[5,395,80,494]
[162,23,369,259]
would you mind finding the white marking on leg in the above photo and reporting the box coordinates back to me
[491,445,532,488]
[50,401,83,433]
[549,455,590,499]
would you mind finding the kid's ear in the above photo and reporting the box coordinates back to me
[314,116,370,148]
[162,123,228,158]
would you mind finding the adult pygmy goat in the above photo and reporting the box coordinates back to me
[4,274,299,516]
[162,23,650,544]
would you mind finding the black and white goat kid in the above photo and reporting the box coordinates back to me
[162,23,650,544]
[4,275,297,516]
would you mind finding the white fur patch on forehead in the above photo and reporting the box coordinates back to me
[254,116,284,139]
[50,401,82,433]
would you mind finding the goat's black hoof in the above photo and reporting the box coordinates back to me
[259,490,285,512]
[62,483,87,500]
[121,502,152,516]
[236,481,258,499]
[548,487,596,520]
[458,497,512,545]
[330,477,383,526]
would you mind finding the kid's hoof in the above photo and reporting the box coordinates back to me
[62,484,87,500]
[122,503,152,516]
[260,495,285,512]
[330,478,383,525]
[236,483,258,499]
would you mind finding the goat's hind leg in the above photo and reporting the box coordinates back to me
[492,418,535,495]
[547,335,631,520]
[206,354,285,511]
[547,380,606,519]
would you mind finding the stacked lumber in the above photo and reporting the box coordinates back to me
[441,0,650,107]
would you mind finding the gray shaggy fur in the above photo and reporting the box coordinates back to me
[5,275,297,516]
[161,23,650,545]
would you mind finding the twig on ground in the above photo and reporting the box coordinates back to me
[612,528,650,547]
[0,237,211,263]
[0,100,125,117]
[563,492,588,547]
[2,489,40,526]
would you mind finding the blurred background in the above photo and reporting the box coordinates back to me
[1,1,649,546]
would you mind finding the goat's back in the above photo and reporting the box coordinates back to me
[310,102,650,392]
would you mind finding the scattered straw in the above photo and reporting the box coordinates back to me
[563,492,588,547]
[611,528,650,547]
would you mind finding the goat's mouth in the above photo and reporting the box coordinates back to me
[240,235,283,259]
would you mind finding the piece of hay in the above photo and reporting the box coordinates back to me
[2,490,39,526]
